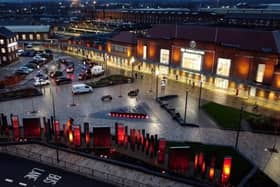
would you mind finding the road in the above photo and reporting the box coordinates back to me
[0,153,115,187]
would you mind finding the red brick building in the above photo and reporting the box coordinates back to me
[136,24,280,99]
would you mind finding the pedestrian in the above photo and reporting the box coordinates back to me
[175,74,178,81]
[140,74,143,79]
[192,81,195,88]
[135,72,138,79]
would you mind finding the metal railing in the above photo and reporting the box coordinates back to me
[0,145,155,187]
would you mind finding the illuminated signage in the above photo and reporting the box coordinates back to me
[180,48,205,55]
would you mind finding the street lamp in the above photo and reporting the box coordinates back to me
[104,53,108,74]
[50,88,59,162]
[155,69,159,100]
[183,90,189,124]
[130,56,135,77]
[235,104,244,150]
[37,65,42,94]
[198,80,203,109]
[93,0,97,20]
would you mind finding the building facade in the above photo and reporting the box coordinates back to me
[136,24,280,99]
[63,24,280,100]
[0,27,18,66]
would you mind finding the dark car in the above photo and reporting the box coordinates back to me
[24,63,37,69]
[49,71,63,78]
[55,77,72,85]
[15,69,29,75]
[78,71,92,80]
[128,89,139,97]
[66,64,75,73]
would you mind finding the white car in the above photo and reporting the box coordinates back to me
[33,55,47,61]
[72,84,93,94]
[34,79,50,86]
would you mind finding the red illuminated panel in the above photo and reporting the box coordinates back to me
[168,147,190,174]
[11,115,20,139]
[54,120,60,139]
[109,112,148,120]
[23,118,41,138]
[73,125,81,146]
[85,132,90,145]
[68,129,73,144]
[209,156,216,180]
[93,127,111,148]
[198,152,204,167]
[221,157,232,184]
[157,139,166,164]
[117,125,125,145]
[194,154,198,169]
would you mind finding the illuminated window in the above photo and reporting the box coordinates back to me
[29,34,33,40]
[16,35,19,40]
[256,64,265,83]
[1,48,5,53]
[0,39,4,44]
[182,52,202,71]
[215,78,229,89]
[160,49,169,64]
[36,34,41,40]
[22,34,26,40]
[2,56,7,61]
[8,47,11,53]
[217,58,231,77]
[143,45,147,59]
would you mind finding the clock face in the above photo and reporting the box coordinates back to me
[190,40,196,48]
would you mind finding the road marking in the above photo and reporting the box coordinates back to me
[5,178,13,183]
[19,182,27,186]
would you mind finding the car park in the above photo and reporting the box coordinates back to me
[72,83,93,94]
[55,77,72,85]
[34,78,50,87]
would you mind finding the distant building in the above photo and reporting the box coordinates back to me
[4,25,51,42]
[0,27,18,66]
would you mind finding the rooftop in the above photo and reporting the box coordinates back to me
[0,27,14,38]
[4,25,50,33]
[109,31,137,45]
[145,24,280,54]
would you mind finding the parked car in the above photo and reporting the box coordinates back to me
[16,49,24,56]
[128,89,139,97]
[66,64,74,73]
[26,43,33,48]
[49,71,63,78]
[18,66,34,73]
[72,84,93,94]
[15,69,30,75]
[34,78,50,87]
[24,63,37,69]
[91,65,105,77]
[34,73,48,81]
[55,77,72,85]
[33,55,47,62]
[78,71,92,80]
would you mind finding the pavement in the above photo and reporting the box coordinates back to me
[0,52,279,185]
[0,153,115,187]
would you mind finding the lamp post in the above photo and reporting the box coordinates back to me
[50,88,59,163]
[155,69,159,100]
[37,65,42,94]
[235,104,244,150]
[183,90,189,124]
[130,56,135,78]
[93,0,96,21]
[198,80,203,109]
[104,53,108,75]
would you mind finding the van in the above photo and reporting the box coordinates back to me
[72,83,93,94]
[91,65,105,76]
